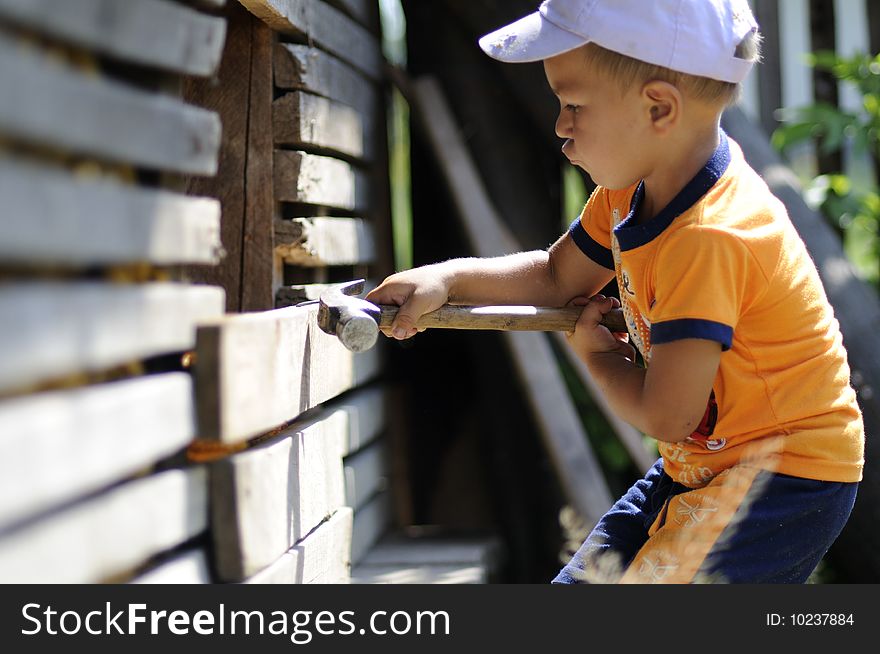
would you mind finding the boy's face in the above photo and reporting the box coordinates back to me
[544,48,650,190]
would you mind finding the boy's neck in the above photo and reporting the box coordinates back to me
[634,122,722,225]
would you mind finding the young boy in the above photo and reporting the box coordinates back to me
[366,0,865,583]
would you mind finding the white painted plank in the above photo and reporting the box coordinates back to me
[210,408,348,581]
[132,548,212,584]
[351,491,389,565]
[351,564,486,584]
[413,77,614,525]
[833,0,875,187]
[274,150,370,211]
[195,302,380,443]
[0,0,226,76]
[344,440,386,511]
[0,34,221,175]
[0,282,224,394]
[238,0,381,79]
[331,386,386,457]
[0,373,194,529]
[274,44,378,115]
[245,508,353,584]
[778,0,816,179]
[274,91,372,160]
[0,159,221,265]
[0,467,208,583]
[275,217,376,267]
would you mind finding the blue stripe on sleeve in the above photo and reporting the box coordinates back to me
[568,218,614,270]
[651,319,733,351]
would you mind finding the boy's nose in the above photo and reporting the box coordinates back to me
[555,110,572,138]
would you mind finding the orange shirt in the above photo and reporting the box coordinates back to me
[570,133,864,487]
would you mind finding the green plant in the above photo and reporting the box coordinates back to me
[772,51,880,286]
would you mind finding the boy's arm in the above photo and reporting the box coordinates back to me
[366,231,615,339]
[570,296,722,443]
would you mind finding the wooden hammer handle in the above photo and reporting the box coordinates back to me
[377,305,627,334]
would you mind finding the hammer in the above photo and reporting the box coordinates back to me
[317,280,627,353]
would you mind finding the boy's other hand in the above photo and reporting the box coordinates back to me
[566,295,635,361]
[365,266,450,340]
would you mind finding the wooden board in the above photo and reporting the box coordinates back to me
[351,563,486,584]
[210,407,350,581]
[275,217,376,267]
[0,282,224,394]
[0,33,221,175]
[412,77,613,524]
[0,373,194,529]
[344,440,386,511]
[274,91,371,161]
[0,0,226,77]
[0,467,207,583]
[331,385,386,457]
[195,302,380,443]
[245,508,353,584]
[240,16,277,312]
[350,491,389,566]
[0,159,221,265]
[132,548,212,584]
[327,0,372,27]
[274,150,370,211]
[274,44,378,117]
[237,0,381,79]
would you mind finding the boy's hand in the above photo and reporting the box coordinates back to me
[365,266,451,340]
[566,295,635,361]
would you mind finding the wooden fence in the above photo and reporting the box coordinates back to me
[0,0,498,585]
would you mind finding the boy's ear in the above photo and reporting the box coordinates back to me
[642,80,681,132]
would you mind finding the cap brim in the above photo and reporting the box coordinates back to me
[478,11,586,63]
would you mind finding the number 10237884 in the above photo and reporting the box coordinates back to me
[766,613,854,627]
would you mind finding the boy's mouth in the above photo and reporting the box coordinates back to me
[562,139,579,163]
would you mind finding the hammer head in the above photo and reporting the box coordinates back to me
[317,280,382,353]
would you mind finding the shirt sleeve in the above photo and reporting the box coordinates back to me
[568,186,614,270]
[650,227,762,351]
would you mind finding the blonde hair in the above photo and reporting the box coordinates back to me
[582,30,762,107]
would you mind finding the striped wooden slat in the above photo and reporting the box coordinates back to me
[0,0,226,76]
[275,217,376,267]
[274,150,370,211]
[0,467,208,583]
[0,159,221,265]
[0,34,221,175]
[238,0,382,79]
[0,282,224,394]
[274,91,372,161]
[0,373,194,529]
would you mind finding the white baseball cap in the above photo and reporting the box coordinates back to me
[478,0,758,84]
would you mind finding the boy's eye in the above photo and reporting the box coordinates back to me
[565,104,580,113]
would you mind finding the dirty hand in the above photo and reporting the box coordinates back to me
[365,264,451,340]
[566,295,635,360]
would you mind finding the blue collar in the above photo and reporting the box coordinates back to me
[613,131,731,251]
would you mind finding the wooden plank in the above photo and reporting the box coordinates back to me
[275,217,376,266]
[0,282,224,394]
[245,508,353,584]
[0,373,194,529]
[331,385,386,457]
[274,91,371,161]
[210,408,348,581]
[412,77,614,524]
[0,467,207,583]
[274,44,378,116]
[240,18,277,312]
[0,35,221,175]
[274,150,370,211]
[181,1,252,311]
[344,440,386,511]
[0,0,226,77]
[195,302,380,443]
[132,549,212,584]
[351,563,486,584]
[326,0,372,27]
[0,159,221,265]
[351,491,389,565]
[237,0,381,79]
[777,0,817,179]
